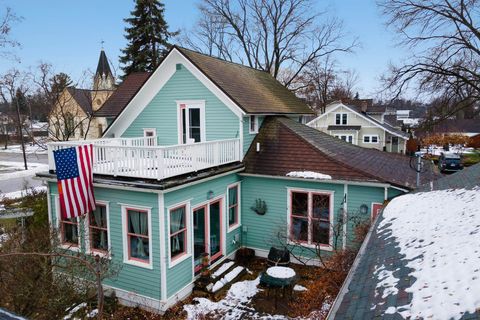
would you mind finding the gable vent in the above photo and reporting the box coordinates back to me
[176,64,183,70]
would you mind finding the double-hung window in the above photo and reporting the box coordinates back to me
[170,205,187,260]
[363,135,379,144]
[89,204,108,252]
[61,216,79,247]
[335,113,347,125]
[290,190,332,247]
[126,208,150,263]
[228,184,239,229]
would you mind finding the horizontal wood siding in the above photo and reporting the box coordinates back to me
[163,173,241,298]
[242,116,264,156]
[122,65,239,144]
[241,176,345,258]
[48,182,161,300]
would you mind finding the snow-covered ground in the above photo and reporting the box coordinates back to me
[0,161,49,181]
[1,186,47,202]
[287,171,332,180]
[420,145,476,156]
[0,144,48,155]
[378,188,480,319]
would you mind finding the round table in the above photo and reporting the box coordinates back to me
[260,266,297,309]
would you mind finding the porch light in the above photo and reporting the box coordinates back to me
[360,204,368,215]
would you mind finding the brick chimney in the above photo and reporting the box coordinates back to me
[360,100,368,113]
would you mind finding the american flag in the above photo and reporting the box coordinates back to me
[53,145,96,219]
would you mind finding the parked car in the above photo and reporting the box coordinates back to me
[438,153,463,173]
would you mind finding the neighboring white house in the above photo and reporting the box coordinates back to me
[307,101,409,153]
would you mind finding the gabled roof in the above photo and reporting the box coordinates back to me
[96,72,151,117]
[328,164,480,320]
[66,87,92,114]
[176,47,314,115]
[96,50,113,77]
[244,116,436,189]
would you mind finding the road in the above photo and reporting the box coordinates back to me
[0,152,49,194]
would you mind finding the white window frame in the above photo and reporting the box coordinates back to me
[85,200,111,257]
[363,135,379,144]
[249,115,258,134]
[286,188,334,251]
[335,113,348,125]
[143,128,156,137]
[54,195,81,252]
[121,204,153,269]
[334,134,354,143]
[176,100,206,144]
[167,200,192,268]
[227,182,241,232]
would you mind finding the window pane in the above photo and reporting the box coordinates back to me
[171,231,185,258]
[335,114,340,124]
[91,229,108,250]
[189,127,201,142]
[128,210,148,236]
[348,136,353,143]
[170,207,185,234]
[340,136,347,141]
[130,236,149,260]
[292,192,308,216]
[312,194,330,220]
[90,206,107,228]
[63,223,78,244]
[182,108,187,144]
[372,136,378,143]
[189,108,200,127]
[364,136,370,143]
[342,114,347,125]
[250,115,256,131]
[229,207,236,226]
[229,186,238,206]
[291,217,308,242]
[312,221,330,245]
[193,208,206,261]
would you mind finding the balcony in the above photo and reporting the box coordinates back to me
[47,136,241,181]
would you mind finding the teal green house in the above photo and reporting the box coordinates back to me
[38,47,434,312]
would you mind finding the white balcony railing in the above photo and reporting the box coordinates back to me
[47,136,241,181]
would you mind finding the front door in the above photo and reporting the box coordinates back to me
[193,199,223,273]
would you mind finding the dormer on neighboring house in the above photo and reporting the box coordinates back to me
[307,101,409,153]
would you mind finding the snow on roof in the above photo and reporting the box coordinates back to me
[286,171,332,180]
[376,188,480,319]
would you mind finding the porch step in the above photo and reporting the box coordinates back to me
[211,261,235,279]
[210,265,245,293]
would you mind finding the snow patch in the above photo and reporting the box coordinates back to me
[286,171,332,180]
[373,264,399,299]
[266,266,296,279]
[1,186,47,200]
[212,266,244,293]
[63,303,87,320]
[0,144,48,154]
[212,261,234,279]
[379,188,480,319]
[0,161,49,181]
[293,284,308,292]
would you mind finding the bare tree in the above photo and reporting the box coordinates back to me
[0,7,20,58]
[184,0,357,88]
[379,0,480,119]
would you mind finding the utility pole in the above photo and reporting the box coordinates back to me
[15,95,28,170]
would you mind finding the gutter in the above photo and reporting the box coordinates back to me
[326,208,383,319]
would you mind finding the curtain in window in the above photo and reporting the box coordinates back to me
[93,208,107,249]
[170,207,184,252]
[229,187,237,224]
[129,211,147,258]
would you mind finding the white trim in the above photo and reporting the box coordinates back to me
[248,115,259,134]
[158,194,167,301]
[121,205,153,269]
[239,117,244,159]
[342,184,348,250]
[286,187,334,251]
[167,200,192,268]
[333,134,354,144]
[176,100,206,144]
[47,184,52,225]
[104,48,245,137]
[85,200,111,258]
[226,182,241,232]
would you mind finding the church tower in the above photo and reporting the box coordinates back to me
[93,50,115,91]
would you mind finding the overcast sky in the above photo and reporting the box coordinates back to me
[0,0,409,98]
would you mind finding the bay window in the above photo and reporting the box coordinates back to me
[290,190,332,247]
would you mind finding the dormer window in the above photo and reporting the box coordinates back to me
[335,113,348,125]
[249,115,258,134]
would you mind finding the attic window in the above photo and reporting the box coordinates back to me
[335,113,348,125]
[176,64,182,70]
[249,115,258,134]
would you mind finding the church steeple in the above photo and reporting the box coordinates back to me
[93,49,115,90]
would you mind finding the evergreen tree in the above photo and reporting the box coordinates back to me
[119,0,177,76]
